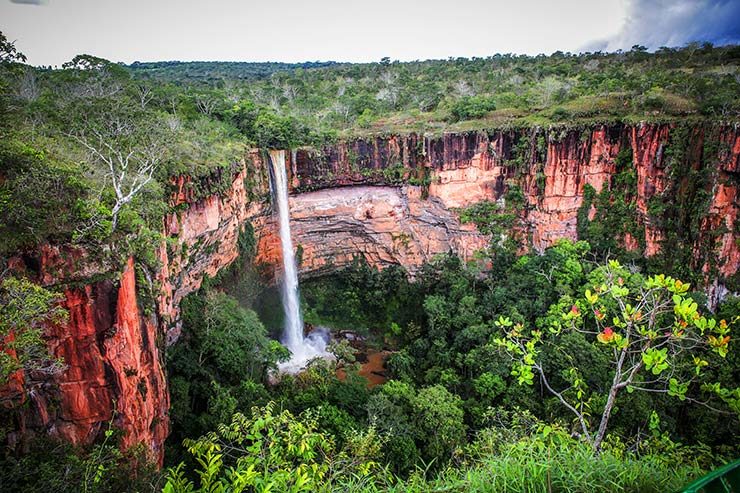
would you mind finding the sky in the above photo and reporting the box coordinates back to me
[1,0,739,66]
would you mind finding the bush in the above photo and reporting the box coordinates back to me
[448,95,497,122]
[162,404,387,493]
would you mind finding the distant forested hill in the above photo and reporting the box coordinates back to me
[126,44,740,137]
[128,60,339,82]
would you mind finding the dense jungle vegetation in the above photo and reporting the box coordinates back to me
[1,30,740,492]
[6,238,739,492]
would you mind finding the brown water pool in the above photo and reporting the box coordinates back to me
[337,349,391,388]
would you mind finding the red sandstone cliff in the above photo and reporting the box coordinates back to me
[291,123,739,278]
[5,251,169,465]
[3,122,738,466]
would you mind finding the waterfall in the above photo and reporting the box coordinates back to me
[269,150,328,372]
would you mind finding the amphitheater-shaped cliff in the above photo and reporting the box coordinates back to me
[3,121,739,465]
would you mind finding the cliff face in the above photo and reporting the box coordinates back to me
[288,186,487,276]
[6,250,169,465]
[3,122,738,466]
[291,123,740,278]
[3,153,273,464]
[160,151,489,333]
[160,151,273,343]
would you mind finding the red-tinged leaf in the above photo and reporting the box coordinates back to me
[597,327,615,344]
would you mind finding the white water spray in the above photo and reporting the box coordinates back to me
[269,150,329,373]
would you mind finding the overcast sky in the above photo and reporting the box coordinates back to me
[1,0,739,66]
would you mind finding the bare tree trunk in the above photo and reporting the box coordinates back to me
[594,343,629,451]
[593,384,619,451]
[111,203,121,231]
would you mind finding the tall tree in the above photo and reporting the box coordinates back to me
[69,112,168,231]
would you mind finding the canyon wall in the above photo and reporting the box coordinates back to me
[288,186,487,276]
[4,121,739,465]
[2,152,273,465]
[5,249,169,465]
[291,123,740,281]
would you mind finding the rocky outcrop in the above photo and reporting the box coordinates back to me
[5,252,169,466]
[289,186,487,276]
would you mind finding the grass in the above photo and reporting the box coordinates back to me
[353,436,704,493]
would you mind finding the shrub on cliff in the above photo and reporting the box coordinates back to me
[0,277,67,390]
[0,433,162,493]
[252,110,299,149]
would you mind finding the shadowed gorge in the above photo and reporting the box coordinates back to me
[4,122,738,464]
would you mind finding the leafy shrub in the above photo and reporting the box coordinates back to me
[448,95,497,122]
[0,434,160,493]
[163,404,387,493]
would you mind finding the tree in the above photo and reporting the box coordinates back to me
[197,291,282,382]
[252,110,297,149]
[367,381,465,468]
[0,141,88,254]
[0,31,27,64]
[0,277,67,395]
[62,54,117,72]
[448,95,496,122]
[167,288,288,446]
[0,31,27,126]
[69,113,168,231]
[412,384,465,460]
[495,259,735,451]
[59,55,129,99]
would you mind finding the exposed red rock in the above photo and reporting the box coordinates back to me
[103,257,169,464]
[630,124,671,255]
[288,185,487,276]
[160,151,275,343]
[701,126,740,282]
[3,123,739,468]
[5,256,168,465]
[0,332,25,409]
[526,127,621,249]
[291,124,738,274]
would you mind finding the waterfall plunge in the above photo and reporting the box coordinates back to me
[269,150,329,373]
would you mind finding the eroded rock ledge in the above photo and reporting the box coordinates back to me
[289,186,487,276]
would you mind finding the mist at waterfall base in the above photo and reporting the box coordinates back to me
[269,150,332,374]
